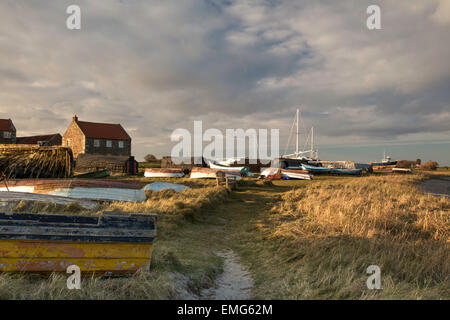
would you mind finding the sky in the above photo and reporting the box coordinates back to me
[0,0,449,164]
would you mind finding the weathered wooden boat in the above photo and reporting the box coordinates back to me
[144,168,184,178]
[330,168,362,175]
[190,167,241,180]
[0,179,146,202]
[280,169,313,180]
[0,211,156,273]
[301,163,332,173]
[208,162,249,175]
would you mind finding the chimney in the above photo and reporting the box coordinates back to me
[73,115,78,122]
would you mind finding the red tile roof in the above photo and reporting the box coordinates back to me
[16,134,61,145]
[0,119,13,131]
[77,121,131,140]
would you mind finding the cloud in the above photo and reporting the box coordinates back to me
[0,0,448,161]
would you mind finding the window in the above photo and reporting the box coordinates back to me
[67,139,71,147]
[118,141,124,148]
[106,140,112,148]
[94,139,100,147]
[3,132,11,139]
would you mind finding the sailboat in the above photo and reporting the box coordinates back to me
[276,109,319,169]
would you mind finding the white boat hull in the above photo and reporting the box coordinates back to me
[144,172,184,178]
[209,162,246,173]
[281,171,312,180]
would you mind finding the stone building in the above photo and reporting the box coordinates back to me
[62,116,131,159]
[16,133,62,146]
[0,119,16,144]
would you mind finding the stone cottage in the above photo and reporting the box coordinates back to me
[62,116,131,159]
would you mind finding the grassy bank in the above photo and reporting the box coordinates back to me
[0,186,231,299]
[229,174,449,299]
[0,173,448,299]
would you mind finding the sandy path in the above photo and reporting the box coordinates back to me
[174,250,254,300]
[200,250,253,300]
[419,177,450,197]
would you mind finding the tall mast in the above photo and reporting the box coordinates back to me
[296,109,299,156]
[310,126,314,159]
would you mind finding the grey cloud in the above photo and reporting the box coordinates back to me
[0,0,449,160]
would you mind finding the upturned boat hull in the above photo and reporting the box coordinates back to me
[190,167,241,179]
[392,168,412,173]
[208,162,249,175]
[144,168,184,178]
[280,169,312,180]
[0,179,146,202]
[0,211,156,273]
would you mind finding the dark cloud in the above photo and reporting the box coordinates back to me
[0,0,448,160]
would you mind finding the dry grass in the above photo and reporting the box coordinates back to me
[0,185,230,300]
[271,175,448,241]
[247,174,449,299]
[0,270,176,300]
[1,174,448,299]
[107,186,230,224]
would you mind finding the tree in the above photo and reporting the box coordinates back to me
[144,154,158,162]
[396,160,414,168]
[415,159,421,165]
[420,161,438,170]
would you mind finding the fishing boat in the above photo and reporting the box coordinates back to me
[280,169,312,180]
[144,168,184,178]
[0,211,156,273]
[330,168,362,175]
[208,162,249,175]
[301,163,331,173]
[371,152,397,170]
[0,179,147,202]
[190,167,241,180]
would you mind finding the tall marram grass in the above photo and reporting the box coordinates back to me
[264,175,449,299]
[107,186,229,224]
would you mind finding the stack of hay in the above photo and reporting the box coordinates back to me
[0,144,73,179]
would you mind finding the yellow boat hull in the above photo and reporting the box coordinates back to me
[0,211,157,274]
[0,240,153,273]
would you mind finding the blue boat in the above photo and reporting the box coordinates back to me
[330,168,362,175]
[301,163,332,173]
